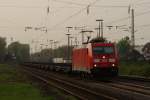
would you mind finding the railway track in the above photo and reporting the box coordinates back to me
[85,79,150,100]
[110,81,150,91]
[22,67,117,100]
[118,75,150,82]
[22,66,150,100]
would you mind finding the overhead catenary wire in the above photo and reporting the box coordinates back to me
[106,9,150,25]
[3,0,148,49]
[0,5,44,8]
[136,24,150,28]
[54,0,128,8]
[48,0,150,31]
[34,9,150,47]
[0,0,148,9]
[53,0,87,6]
[48,0,101,31]
[0,1,149,29]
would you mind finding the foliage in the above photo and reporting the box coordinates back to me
[8,42,30,62]
[117,36,145,61]
[0,64,23,82]
[31,49,53,62]
[119,61,150,77]
[0,37,7,62]
[54,45,68,58]
[0,83,54,100]
[117,36,131,60]
[30,45,74,62]
[0,64,54,100]
[142,42,150,61]
[142,42,150,51]
[126,49,144,61]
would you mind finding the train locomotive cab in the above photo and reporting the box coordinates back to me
[91,43,119,77]
[72,42,119,77]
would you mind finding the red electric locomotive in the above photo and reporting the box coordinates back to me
[72,42,119,77]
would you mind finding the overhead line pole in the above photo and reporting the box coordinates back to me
[66,27,73,61]
[81,29,85,44]
[74,26,86,44]
[96,19,100,38]
[49,40,53,58]
[66,34,71,60]
[101,19,104,38]
[96,19,104,38]
[80,30,93,43]
[131,9,135,48]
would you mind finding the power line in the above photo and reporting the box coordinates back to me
[53,0,86,6]
[0,4,127,9]
[0,5,80,9]
[48,0,100,31]
[135,10,150,17]
[94,5,128,8]
[106,9,150,25]
[135,0,150,5]
[136,24,150,28]
[0,5,44,8]
[106,16,130,25]
[54,0,129,8]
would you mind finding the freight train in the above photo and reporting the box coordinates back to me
[25,41,119,78]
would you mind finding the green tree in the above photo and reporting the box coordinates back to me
[8,42,30,62]
[31,45,73,62]
[117,36,131,60]
[0,37,6,62]
[19,44,30,61]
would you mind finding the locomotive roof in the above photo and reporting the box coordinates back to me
[92,42,115,46]
[73,42,115,50]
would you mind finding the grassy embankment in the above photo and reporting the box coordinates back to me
[0,64,54,100]
[119,61,150,78]
[0,64,76,100]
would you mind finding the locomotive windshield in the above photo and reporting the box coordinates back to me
[93,46,114,54]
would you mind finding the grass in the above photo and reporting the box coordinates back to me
[0,64,77,100]
[0,83,53,100]
[119,61,150,78]
[0,64,54,100]
[0,64,25,82]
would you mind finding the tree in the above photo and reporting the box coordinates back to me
[8,42,30,62]
[19,44,30,61]
[142,42,150,52]
[0,37,6,62]
[30,45,73,62]
[117,36,131,60]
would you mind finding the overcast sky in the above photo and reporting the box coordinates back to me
[0,0,149,52]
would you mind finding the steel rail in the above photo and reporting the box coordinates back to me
[106,82,150,96]
[23,67,117,100]
[21,62,150,100]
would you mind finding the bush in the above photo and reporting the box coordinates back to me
[119,61,150,77]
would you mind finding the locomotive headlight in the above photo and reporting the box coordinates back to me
[102,56,106,59]
[109,58,116,62]
[112,64,115,67]
[94,64,97,67]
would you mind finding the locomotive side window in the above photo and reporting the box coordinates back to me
[93,46,114,54]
